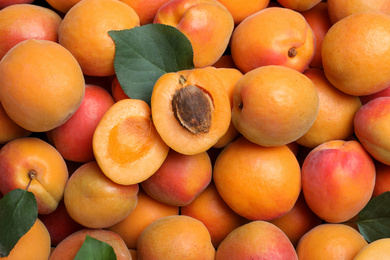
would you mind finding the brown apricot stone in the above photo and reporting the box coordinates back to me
[151,68,231,155]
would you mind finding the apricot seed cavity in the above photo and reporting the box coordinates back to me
[172,83,214,134]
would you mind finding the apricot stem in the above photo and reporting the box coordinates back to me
[288,48,297,58]
[26,170,36,191]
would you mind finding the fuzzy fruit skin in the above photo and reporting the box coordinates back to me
[0,137,69,215]
[301,140,376,223]
[154,0,234,68]
[354,97,390,166]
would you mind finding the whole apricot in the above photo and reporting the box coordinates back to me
[141,149,213,207]
[49,229,131,260]
[232,65,319,147]
[230,7,316,73]
[216,221,298,259]
[137,215,215,260]
[322,12,390,96]
[354,97,390,165]
[0,4,62,60]
[301,140,376,223]
[296,223,368,259]
[154,0,234,68]
[2,218,51,260]
[64,161,139,228]
[0,39,85,132]
[58,0,140,76]
[0,137,69,215]
[213,136,301,221]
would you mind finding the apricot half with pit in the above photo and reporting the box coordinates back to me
[151,68,231,155]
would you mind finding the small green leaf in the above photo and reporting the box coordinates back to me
[0,189,38,257]
[74,235,117,260]
[356,191,390,242]
[108,23,194,105]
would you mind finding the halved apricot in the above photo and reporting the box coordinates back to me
[151,68,231,155]
[93,98,169,185]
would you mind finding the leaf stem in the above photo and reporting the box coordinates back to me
[26,170,36,191]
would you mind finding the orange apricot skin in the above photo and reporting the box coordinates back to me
[49,229,131,260]
[301,140,376,223]
[64,161,139,229]
[153,0,234,68]
[49,84,116,163]
[354,97,390,166]
[141,149,213,207]
[106,189,179,249]
[230,7,316,74]
[93,98,169,185]
[151,68,231,155]
[2,218,51,260]
[216,221,298,260]
[0,137,69,215]
[0,4,62,60]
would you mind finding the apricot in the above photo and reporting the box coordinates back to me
[106,188,179,249]
[0,4,62,60]
[216,221,298,259]
[120,0,171,25]
[49,84,116,163]
[0,39,85,132]
[0,137,69,215]
[137,215,215,259]
[322,12,390,96]
[296,224,368,259]
[181,181,249,248]
[300,2,332,69]
[213,136,301,221]
[0,102,31,144]
[64,161,139,228]
[58,0,140,76]
[232,65,319,147]
[301,140,376,223]
[215,0,269,25]
[372,161,390,197]
[354,97,390,166]
[141,149,212,207]
[151,68,231,155]
[230,7,316,74]
[2,218,51,260]
[327,0,390,24]
[276,0,321,11]
[269,193,323,247]
[153,0,234,68]
[296,68,362,148]
[93,98,169,185]
[354,238,390,260]
[49,229,131,260]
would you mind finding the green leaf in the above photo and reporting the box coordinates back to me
[74,235,117,260]
[356,191,390,242]
[108,23,194,105]
[0,189,38,257]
